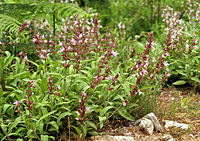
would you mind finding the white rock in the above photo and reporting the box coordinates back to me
[134,112,163,135]
[91,135,135,141]
[189,134,195,138]
[164,120,189,130]
[143,112,163,132]
[138,118,154,135]
[162,134,175,141]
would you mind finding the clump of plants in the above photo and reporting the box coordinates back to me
[161,4,200,88]
[0,11,172,140]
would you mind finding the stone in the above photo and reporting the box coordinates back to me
[90,135,135,141]
[134,112,163,135]
[143,112,163,132]
[138,118,154,135]
[162,134,175,141]
[164,120,189,130]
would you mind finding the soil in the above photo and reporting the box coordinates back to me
[88,87,200,141]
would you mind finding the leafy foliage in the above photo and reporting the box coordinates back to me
[0,0,200,140]
[0,14,21,36]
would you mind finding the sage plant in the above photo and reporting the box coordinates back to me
[130,33,170,98]
[59,14,118,91]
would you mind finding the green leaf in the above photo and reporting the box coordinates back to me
[55,101,73,107]
[57,112,71,123]
[1,123,8,133]
[191,77,200,83]
[100,106,114,117]
[8,117,22,133]
[41,135,48,141]
[36,110,57,126]
[27,129,33,137]
[48,72,64,77]
[113,95,124,101]
[80,70,93,79]
[40,78,48,92]
[35,102,49,108]
[69,65,74,74]
[134,42,145,54]
[172,80,186,85]
[4,51,14,68]
[49,121,59,132]
[98,116,106,129]
[6,71,29,80]
[123,82,130,95]
[71,125,81,135]
[28,60,39,67]
[140,85,153,90]
[3,104,11,114]
[118,107,135,121]
[182,31,193,37]
[80,124,87,138]
[15,127,25,134]
[127,103,138,108]
[85,121,97,130]
[38,122,44,134]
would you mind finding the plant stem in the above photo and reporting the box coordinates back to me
[1,71,7,91]
[68,116,71,141]
[51,95,53,111]
[31,119,41,141]
[53,0,56,37]
[45,59,48,79]
[64,67,67,101]
[108,104,122,119]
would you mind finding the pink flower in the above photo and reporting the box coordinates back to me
[118,22,122,28]
[86,107,91,112]
[57,84,61,90]
[123,101,127,106]
[111,50,119,57]
[13,101,20,107]
[106,75,113,80]
[163,61,169,67]
[74,19,78,25]
[60,47,65,52]
[140,69,147,76]
[33,38,37,43]
[71,38,76,45]
[40,54,46,59]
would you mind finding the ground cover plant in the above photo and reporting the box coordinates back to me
[0,0,200,140]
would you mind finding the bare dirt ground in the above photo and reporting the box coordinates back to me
[88,87,200,141]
